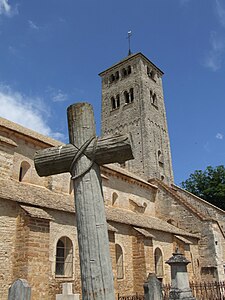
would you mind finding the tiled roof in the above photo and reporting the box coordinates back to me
[98,52,164,76]
[105,206,199,239]
[0,178,198,238]
[0,117,62,147]
[20,204,54,220]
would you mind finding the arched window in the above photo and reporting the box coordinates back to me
[152,93,157,106]
[111,97,116,110]
[158,150,163,165]
[115,71,119,80]
[109,74,115,83]
[19,161,30,182]
[124,91,129,104]
[130,88,134,102]
[127,65,131,75]
[154,247,163,278]
[116,244,124,279]
[55,237,73,277]
[122,68,127,77]
[150,70,156,80]
[112,192,118,206]
[116,95,120,108]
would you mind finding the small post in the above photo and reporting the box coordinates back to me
[127,31,132,55]
[8,279,31,300]
[166,249,195,300]
[143,273,163,300]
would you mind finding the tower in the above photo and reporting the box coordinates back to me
[99,53,173,183]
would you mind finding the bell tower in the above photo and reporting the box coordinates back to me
[99,53,173,183]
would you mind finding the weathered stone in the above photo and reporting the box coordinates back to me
[166,249,195,299]
[56,283,80,300]
[143,273,163,300]
[100,53,173,183]
[8,278,31,300]
[34,103,134,299]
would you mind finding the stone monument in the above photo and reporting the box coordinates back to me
[8,279,31,300]
[166,249,195,300]
[143,273,163,300]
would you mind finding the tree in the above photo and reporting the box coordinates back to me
[181,165,225,210]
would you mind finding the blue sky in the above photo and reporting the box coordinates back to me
[0,0,225,185]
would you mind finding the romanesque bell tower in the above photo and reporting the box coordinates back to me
[99,53,174,183]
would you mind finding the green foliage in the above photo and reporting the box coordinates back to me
[181,165,225,210]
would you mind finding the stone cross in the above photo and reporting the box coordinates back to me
[8,278,31,300]
[56,283,80,300]
[34,103,134,300]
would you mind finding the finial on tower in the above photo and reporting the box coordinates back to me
[127,31,132,56]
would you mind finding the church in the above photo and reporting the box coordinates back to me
[0,52,225,299]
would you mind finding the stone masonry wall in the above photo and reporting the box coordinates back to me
[13,210,50,300]
[155,186,217,281]
[48,210,81,299]
[0,199,18,300]
[132,232,147,293]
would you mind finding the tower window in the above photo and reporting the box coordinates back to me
[150,70,156,80]
[109,74,115,83]
[122,68,127,77]
[130,88,134,102]
[116,94,120,107]
[111,97,116,109]
[127,65,131,75]
[124,91,130,104]
[147,66,156,81]
[150,91,158,107]
[115,71,119,80]
[158,150,164,165]
[152,94,157,105]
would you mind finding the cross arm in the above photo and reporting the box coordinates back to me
[34,133,134,177]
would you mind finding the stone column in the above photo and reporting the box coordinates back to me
[166,249,195,300]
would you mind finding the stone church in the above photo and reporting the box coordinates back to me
[0,52,225,299]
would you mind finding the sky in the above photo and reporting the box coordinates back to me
[0,0,225,185]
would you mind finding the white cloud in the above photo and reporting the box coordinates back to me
[204,31,225,71]
[28,20,39,30]
[0,0,17,17]
[216,133,223,140]
[0,0,11,15]
[46,87,68,102]
[0,84,65,141]
[52,90,68,102]
[215,0,225,27]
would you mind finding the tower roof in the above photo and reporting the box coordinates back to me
[99,52,164,77]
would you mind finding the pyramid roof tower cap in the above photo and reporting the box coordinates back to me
[99,52,164,77]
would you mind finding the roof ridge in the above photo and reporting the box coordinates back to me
[172,183,225,215]
[149,178,210,221]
